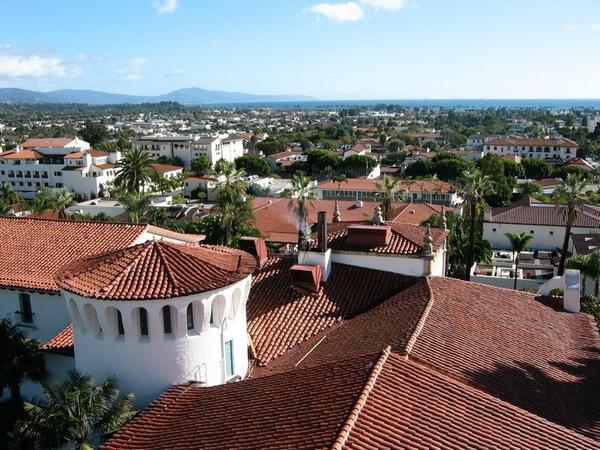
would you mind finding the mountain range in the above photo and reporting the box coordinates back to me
[0,87,315,105]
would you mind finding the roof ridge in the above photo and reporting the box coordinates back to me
[404,277,435,355]
[330,347,391,450]
[153,241,178,295]
[97,243,153,298]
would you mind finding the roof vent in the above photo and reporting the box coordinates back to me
[355,200,363,208]
[290,264,322,293]
[238,237,268,268]
[347,224,392,247]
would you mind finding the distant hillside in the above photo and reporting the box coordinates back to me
[0,87,314,105]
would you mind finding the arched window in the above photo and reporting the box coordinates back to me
[162,305,173,334]
[83,304,102,337]
[186,304,194,330]
[211,295,227,327]
[139,308,149,336]
[117,310,125,336]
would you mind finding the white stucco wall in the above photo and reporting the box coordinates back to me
[483,223,598,251]
[331,252,426,276]
[0,289,69,343]
[65,276,252,407]
[19,353,75,401]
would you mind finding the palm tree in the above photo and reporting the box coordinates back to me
[213,161,247,204]
[52,189,75,219]
[31,187,54,215]
[461,169,494,281]
[0,319,46,410]
[374,175,404,220]
[505,232,535,290]
[119,191,150,223]
[333,174,347,198]
[0,182,21,205]
[283,173,317,250]
[566,254,596,296]
[554,174,588,275]
[216,194,256,247]
[19,370,135,450]
[114,148,155,193]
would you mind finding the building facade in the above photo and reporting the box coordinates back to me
[483,136,578,161]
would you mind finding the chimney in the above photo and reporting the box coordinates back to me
[297,212,332,282]
[238,237,268,268]
[347,224,392,247]
[290,264,322,293]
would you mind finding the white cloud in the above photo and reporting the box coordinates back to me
[116,58,149,81]
[593,24,600,31]
[153,0,177,14]
[0,54,68,78]
[309,2,364,23]
[361,0,406,11]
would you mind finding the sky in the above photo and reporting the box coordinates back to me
[0,0,600,99]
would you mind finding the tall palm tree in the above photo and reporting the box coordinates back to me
[461,169,494,281]
[217,194,256,247]
[505,232,535,290]
[19,371,135,450]
[374,175,404,220]
[0,319,46,409]
[283,173,317,250]
[31,187,54,215]
[554,173,588,275]
[213,161,247,204]
[114,148,155,193]
[119,191,150,223]
[333,174,347,198]
[52,189,76,219]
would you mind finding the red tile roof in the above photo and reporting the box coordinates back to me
[392,202,444,224]
[21,137,76,148]
[0,217,147,292]
[317,178,455,193]
[103,350,599,450]
[486,137,578,147]
[151,163,183,173]
[55,241,256,300]
[411,276,600,440]
[102,353,380,450]
[247,256,416,365]
[0,150,43,160]
[318,221,447,255]
[40,325,74,356]
[572,233,600,255]
[88,149,110,157]
[63,151,85,159]
[93,163,115,170]
[490,197,600,227]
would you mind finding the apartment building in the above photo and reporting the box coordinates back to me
[133,134,244,169]
[0,138,120,199]
[483,135,578,161]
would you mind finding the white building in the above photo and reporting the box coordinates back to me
[134,134,244,169]
[586,115,600,133]
[0,137,120,199]
[483,136,578,162]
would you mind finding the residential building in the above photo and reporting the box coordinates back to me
[343,143,371,160]
[0,139,120,199]
[587,115,600,133]
[483,196,600,251]
[466,134,486,147]
[316,178,461,206]
[483,136,578,161]
[265,150,306,170]
[133,134,244,169]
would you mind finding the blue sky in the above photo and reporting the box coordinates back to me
[0,0,599,99]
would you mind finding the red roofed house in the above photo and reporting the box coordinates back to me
[484,135,578,161]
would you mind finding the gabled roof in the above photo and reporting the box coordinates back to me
[490,197,600,227]
[63,151,85,159]
[247,256,416,365]
[0,150,43,160]
[317,221,447,255]
[151,163,184,173]
[21,137,76,148]
[55,241,256,300]
[103,350,599,450]
[40,325,74,356]
[0,217,147,292]
[486,137,578,147]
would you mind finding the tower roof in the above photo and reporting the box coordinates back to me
[55,240,256,300]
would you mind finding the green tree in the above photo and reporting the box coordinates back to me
[381,150,407,166]
[306,150,341,175]
[522,158,552,179]
[31,187,54,215]
[79,120,109,147]
[0,182,21,205]
[386,139,404,153]
[374,175,404,220]
[434,158,470,182]
[283,173,317,250]
[404,159,435,178]
[333,174,348,198]
[340,154,376,177]
[52,189,76,219]
[462,169,495,281]
[235,155,270,176]
[517,181,542,196]
[115,148,155,193]
[554,174,588,275]
[119,191,150,223]
[505,232,535,290]
[190,156,211,176]
[19,371,135,450]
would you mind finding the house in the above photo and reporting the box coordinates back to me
[3,213,600,448]
[0,139,120,199]
[483,196,600,251]
[133,134,244,169]
[343,143,371,160]
[407,131,447,145]
[316,178,460,206]
[265,150,306,169]
[150,163,183,179]
[483,136,578,161]
[183,175,218,200]
[466,134,486,147]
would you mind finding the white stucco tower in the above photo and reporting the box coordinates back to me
[54,240,257,407]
